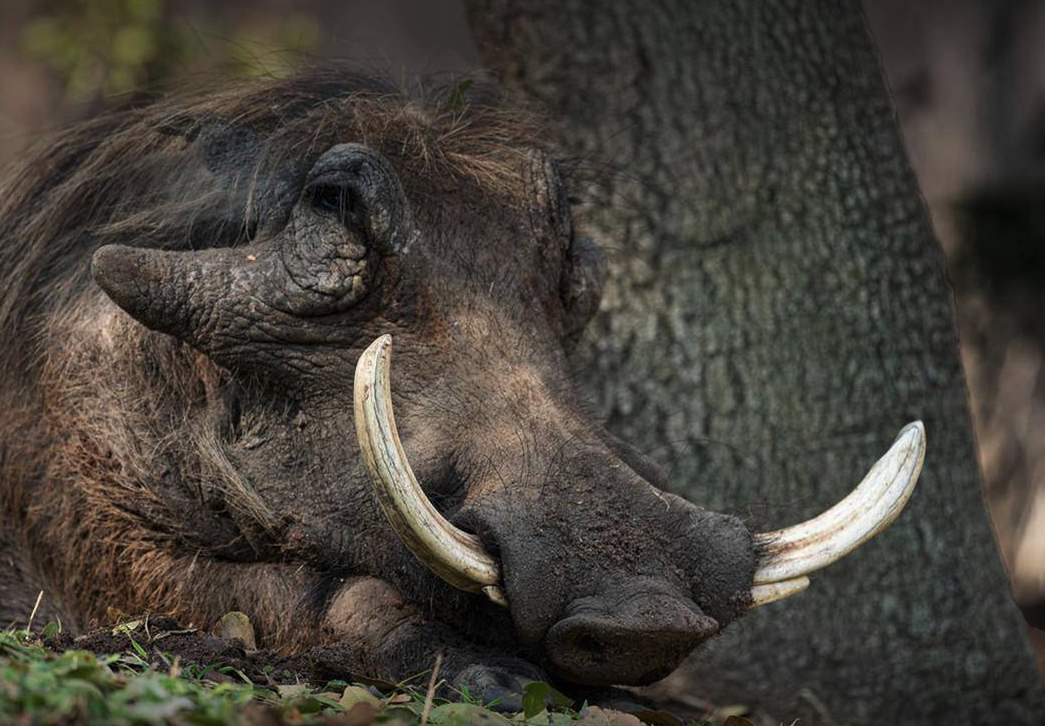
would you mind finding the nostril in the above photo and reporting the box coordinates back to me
[544,596,720,686]
[574,634,605,657]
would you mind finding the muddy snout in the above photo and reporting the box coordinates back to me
[544,582,719,685]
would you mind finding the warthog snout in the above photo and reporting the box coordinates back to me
[354,335,926,685]
[545,582,719,685]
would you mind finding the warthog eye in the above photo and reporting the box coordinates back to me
[305,183,367,239]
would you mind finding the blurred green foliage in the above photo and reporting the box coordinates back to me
[20,0,320,104]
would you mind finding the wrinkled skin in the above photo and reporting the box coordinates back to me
[0,75,755,700]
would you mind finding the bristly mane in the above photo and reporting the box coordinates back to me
[0,68,541,638]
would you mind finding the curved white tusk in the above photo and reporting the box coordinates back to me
[353,334,508,607]
[750,576,810,607]
[751,421,926,588]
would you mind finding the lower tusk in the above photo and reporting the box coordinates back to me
[482,585,509,608]
[353,335,507,607]
[750,577,810,607]
[752,421,926,587]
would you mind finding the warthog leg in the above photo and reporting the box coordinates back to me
[318,576,544,708]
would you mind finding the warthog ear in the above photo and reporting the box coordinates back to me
[156,114,262,182]
[157,114,306,235]
[525,148,608,345]
[561,235,608,344]
[525,148,573,252]
[91,144,412,362]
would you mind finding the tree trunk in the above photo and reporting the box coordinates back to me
[464,0,1044,723]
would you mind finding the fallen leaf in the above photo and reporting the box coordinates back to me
[324,702,379,725]
[111,618,141,635]
[213,611,256,650]
[577,706,644,726]
[203,670,237,685]
[341,685,381,710]
[427,702,513,726]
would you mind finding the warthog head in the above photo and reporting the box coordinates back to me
[86,74,924,686]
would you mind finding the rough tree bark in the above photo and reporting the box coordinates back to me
[464,1,1044,723]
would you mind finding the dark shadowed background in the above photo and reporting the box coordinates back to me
[2,0,1044,716]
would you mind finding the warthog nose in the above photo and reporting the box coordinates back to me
[544,592,719,685]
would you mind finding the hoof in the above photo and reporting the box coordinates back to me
[451,659,547,713]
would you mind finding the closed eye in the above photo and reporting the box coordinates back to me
[305,183,367,237]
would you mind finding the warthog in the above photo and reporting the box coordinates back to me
[0,70,924,698]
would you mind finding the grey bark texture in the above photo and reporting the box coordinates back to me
[464,0,1045,723]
